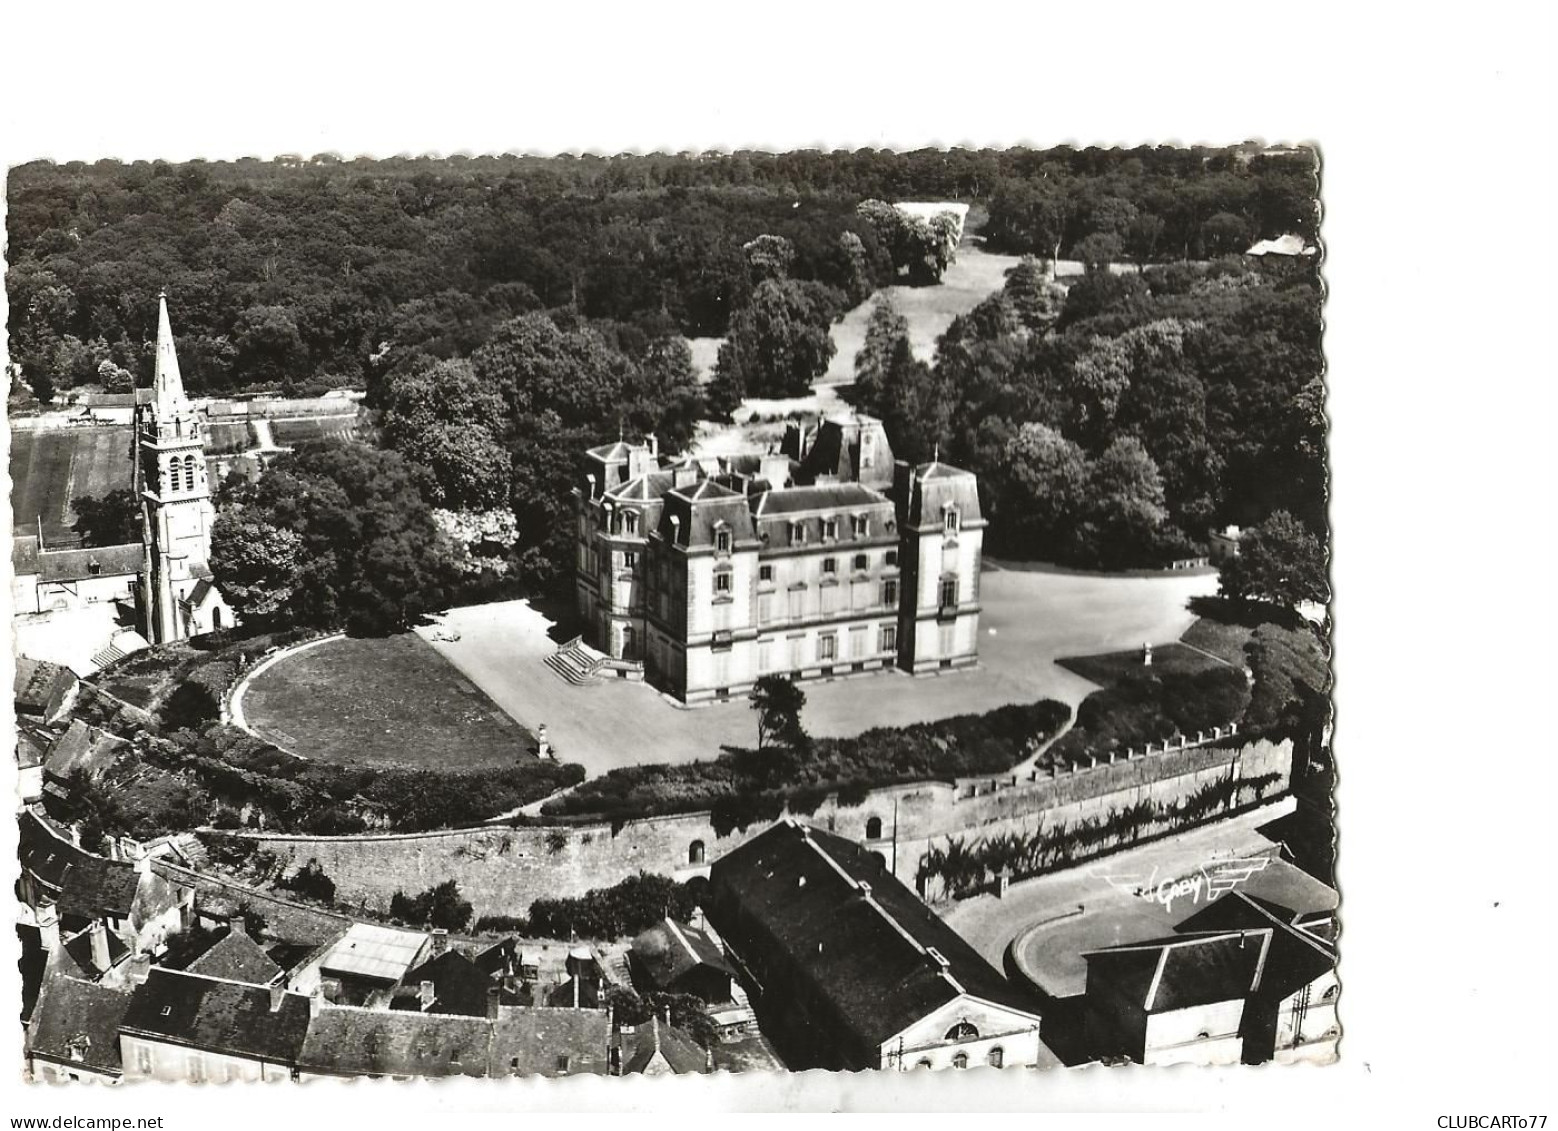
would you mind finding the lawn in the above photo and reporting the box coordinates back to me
[204,421,255,455]
[242,633,536,769]
[9,426,134,540]
[1180,617,1255,666]
[1057,642,1230,688]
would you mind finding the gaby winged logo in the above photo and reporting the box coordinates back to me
[1097,854,1273,914]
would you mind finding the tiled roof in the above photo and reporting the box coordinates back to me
[34,542,143,584]
[18,810,94,891]
[319,922,428,984]
[631,917,734,989]
[58,855,142,920]
[1174,893,1337,1000]
[26,974,134,1076]
[14,657,76,715]
[491,1006,611,1078]
[44,719,127,782]
[299,1006,493,1078]
[394,950,494,1018]
[62,925,131,978]
[708,821,1041,1049]
[121,968,312,1064]
[188,928,284,986]
[620,1015,710,1074]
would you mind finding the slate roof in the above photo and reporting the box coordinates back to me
[44,719,127,782]
[26,975,134,1076]
[121,968,312,1064]
[1175,893,1337,1000]
[900,461,982,529]
[299,1006,493,1078]
[708,820,1041,1049]
[631,917,735,990]
[619,1015,710,1074]
[19,810,95,892]
[58,855,142,920]
[490,1006,611,1077]
[62,925,131,979]
[393,949,495,1018]
[31,542,144,584]
[752,482,887,517]
[1082,929,1273,1013]
[187,928,284,985]
[14,657,76,716]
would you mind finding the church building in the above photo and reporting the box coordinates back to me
[571,411,983,704]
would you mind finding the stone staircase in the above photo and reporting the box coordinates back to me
[544,636,607,686]
[89,640,130,670]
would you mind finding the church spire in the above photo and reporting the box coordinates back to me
[153,290,186,409]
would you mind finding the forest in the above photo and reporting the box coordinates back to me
[10,146,1323,608]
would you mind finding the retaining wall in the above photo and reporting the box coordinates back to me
[223,735,1293,920]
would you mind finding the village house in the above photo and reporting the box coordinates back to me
[612,1014,713,1075]
[1080,893,1339,1067]
[25,974,134,1084]
[569,411,984,703]
[705,819,1051,1071]
[119,968,314,1082]
[13,655,78,722]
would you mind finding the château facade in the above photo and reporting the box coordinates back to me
[572,412,983,704]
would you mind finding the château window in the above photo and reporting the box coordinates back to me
[880,624,897,652]
[940,578,958,609]
[759,564,774,583]
[885,550,898,568]
[823,517,838,540]
[853,553,868,572]
[818,634,837,661]
[944,508,959,534]
[714,570,733,596]
[882,579,899,607]
[790,522,806,546]
[822,557,837,575]
[716,529,732,554]
[852,514,869,537]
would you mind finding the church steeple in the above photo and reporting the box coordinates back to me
[153,290,186,411]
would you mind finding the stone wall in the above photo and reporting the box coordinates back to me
[226,735,1293,920]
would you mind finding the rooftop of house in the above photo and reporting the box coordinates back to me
[19,809,99,892]
[617,1014,710,1075]
[299,1005,494,1078]
[490,1006,612,1078]
[58,924,132,981]
[187,926,285,986]
[1082,928,1274,1013]
[12,539,144,584]
[631,917,735,991]
[14,657,76,715]
[1174,893,1337,999]
[751,481,890,518]
[26,973,134,1076]
[121,968,313,1064]
[44,719,128,782]
[392,949,496,1018]
[708,820,1041,1049]
[318,922,428,984]
[57,855,143,920]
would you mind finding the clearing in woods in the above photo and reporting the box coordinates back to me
[9,427,133,540]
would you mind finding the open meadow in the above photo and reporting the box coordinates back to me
[8,426,133,540]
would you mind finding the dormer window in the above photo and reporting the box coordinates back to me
[823,517,839,541]
[715,528,732,555]
[790,522,806,546]
[944,507,959,534]
[852,514,869,537]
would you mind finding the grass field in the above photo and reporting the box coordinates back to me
[9,427,134,539]
[1180,617,1256,666]
[204,421,255,454]
[1057,642,1230,688]
[242,633,536,769]
[268,412,369,447]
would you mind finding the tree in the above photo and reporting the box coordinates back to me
[1083,437,1168,566]
[1219,510,1329,609]
[1002,257,1065,335]
[209,512,307,624]
[742,233,795,282]
[852,296,910,406]
[72,487,139,547]
[1072,232,1125,272]
[751,675,809,753]
[391,879,473,931]
[708,278,839,407]
[1001,423,1090,555]
[1125,213,1167,270]
[1201,211,1253,257]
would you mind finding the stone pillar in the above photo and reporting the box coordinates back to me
[1142,643,1153,667]
[997,869,1011,900]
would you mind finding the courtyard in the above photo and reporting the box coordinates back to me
[408,562,1218,777]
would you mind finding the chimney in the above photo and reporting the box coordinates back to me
[309,989,323,1019]
[89,920,110,973]
[419,980,436,1011]
[270,982,287,1012]
[648,433,659,458]
[430,928,448,956]
[229,912,247,937]
[68,824,82,848]
[857,882,872,899]
[37,903,61,953]
[124,954,152,986]
[487,985,502,1021]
